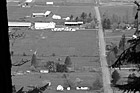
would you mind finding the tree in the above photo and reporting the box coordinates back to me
[86,12,93,23]
[111,22,118,32]
[89,20,96,29]
[110,35,140,92]
[80,12,87,23]
[64,56,72,67]
[102,18,111,29]
[118,34,126,52]
[119,22,126,30]
[70,15,74,21]
[31,52,38,68]
[75,16,79,22]
[111,70,120,85]
[45,61,56,72]
[56,63,67,72]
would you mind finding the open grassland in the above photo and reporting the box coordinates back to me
[10,29,102,93]
[104,30,135,45]
[12,72,103,93]
[10,29,100,71]
[99,5,135,21]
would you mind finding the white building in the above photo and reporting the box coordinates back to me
[46,2,53,5]
[52,14,61,19]
[34,22,56,29]
[32,11,51,18]
[57,85,64,91]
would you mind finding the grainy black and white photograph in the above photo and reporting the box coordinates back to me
[7,0,140,93]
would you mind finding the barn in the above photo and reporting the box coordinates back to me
[8,22,31,27]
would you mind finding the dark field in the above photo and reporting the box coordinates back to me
[99,5,135,22]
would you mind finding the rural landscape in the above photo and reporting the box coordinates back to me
[8,0,140,93]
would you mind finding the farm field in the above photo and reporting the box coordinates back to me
[10,28,102,92]
[99,5,135,22]
[12,72,103,93]
[7,5,96,22]
[8,1,103,92]
[104,29,135,45]
[10,29,99,70]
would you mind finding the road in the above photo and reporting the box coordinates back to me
[94,6,113,93]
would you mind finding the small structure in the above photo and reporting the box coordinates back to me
[67,87,70,90]
[57,85,64,91]
[52,14,61,19]
[76,87,89,90]
[63,17,70,21]
[40,70,49,73]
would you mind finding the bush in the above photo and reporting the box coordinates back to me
[31,53,38,68]
[45,61,56,72]
[64,56,72,67]
[63,79,75,90]
[111,70,120,85]
[111,23,119,32]
[92,78,103,90]
[56,63,68,72]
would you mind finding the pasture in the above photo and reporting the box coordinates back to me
[10,29,100,71]
[12,72,103,93]
[10,28,102,92]
[8,2,103,93]
[7,5,96,22]
[99,5,135,22]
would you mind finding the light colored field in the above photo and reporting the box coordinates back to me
[10,29,100,71]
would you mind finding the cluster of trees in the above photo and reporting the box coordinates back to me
[108,32,140,92]
[101,10,137,31]
[106,34,127,66]
[31,54,72,73]
[69,12,98,29]
[12,83,49,93]
[9,28,26,47]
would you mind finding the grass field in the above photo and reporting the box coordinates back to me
[10,28,101,92]
[10,29,100,70]
[99,5,135,22]
[12,72,103,93]
[7,2,103,92]
[7,5,96,21]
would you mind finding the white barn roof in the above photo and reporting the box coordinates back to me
[8,22,31,27]
[65,22,83,25]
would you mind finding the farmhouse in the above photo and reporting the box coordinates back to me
[8,22,31,27]
[32,11,52,18]
[52,14,61,19]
